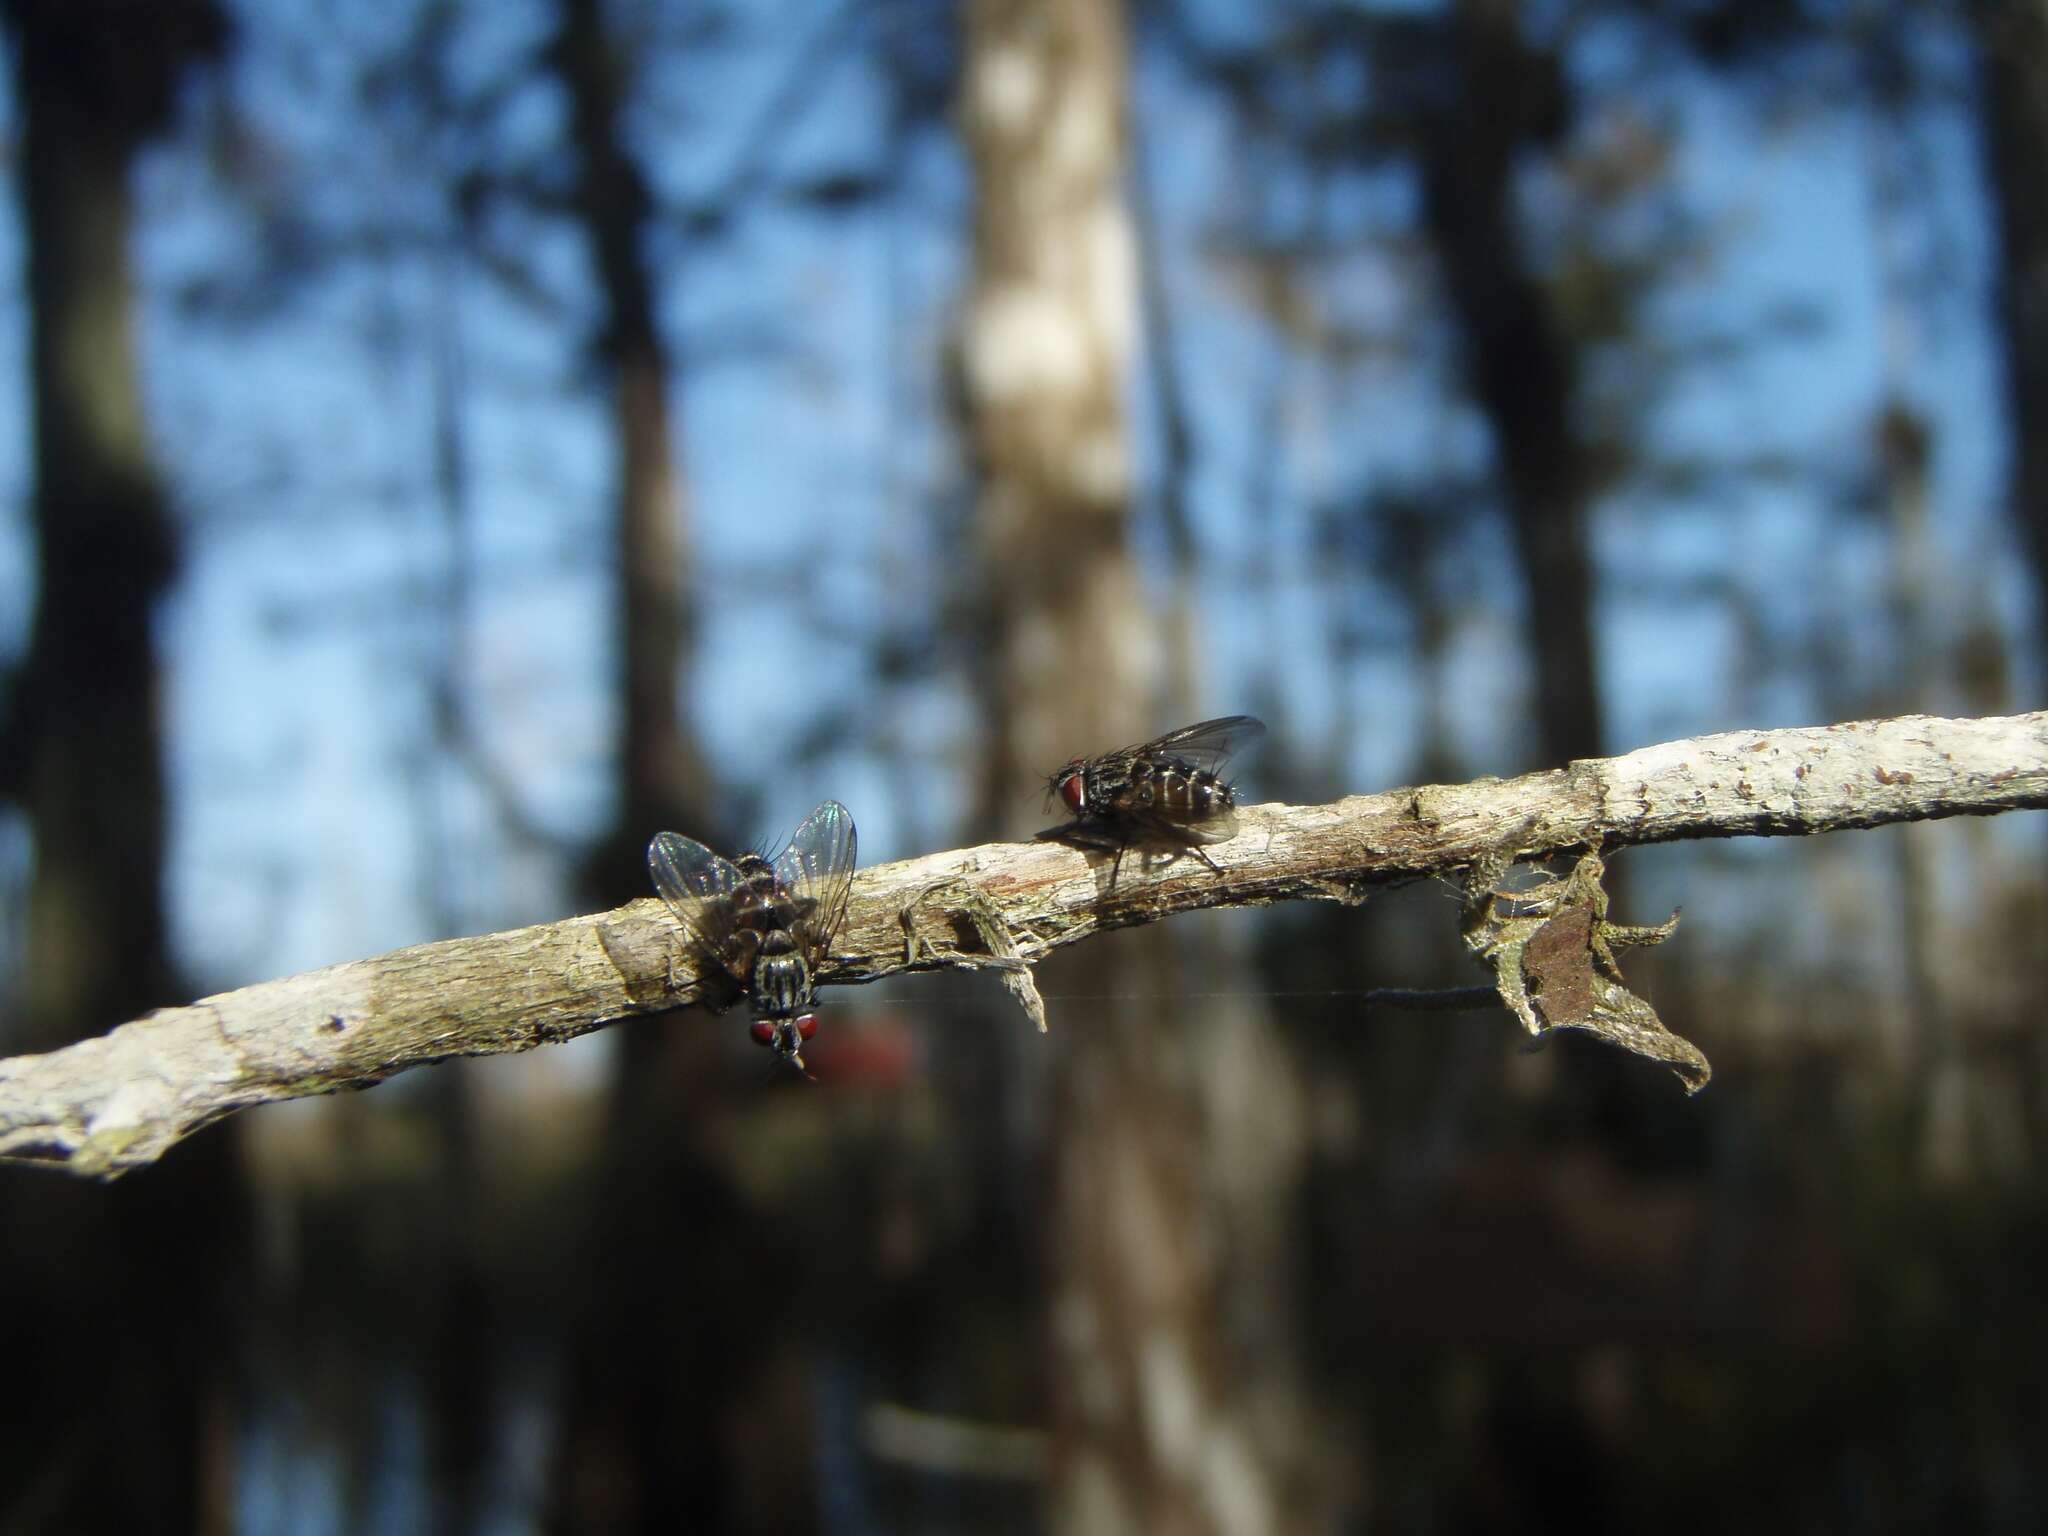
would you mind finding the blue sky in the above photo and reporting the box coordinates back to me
[0,0,2036,1002]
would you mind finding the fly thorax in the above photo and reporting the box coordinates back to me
[729,881,775,934]
[733,856,779,905]
[1118,760,1160,807]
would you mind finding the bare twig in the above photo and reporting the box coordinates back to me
[3,710,2044,1178]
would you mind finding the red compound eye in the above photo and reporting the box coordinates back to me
[795,1014,819,1040]
[748,1021,776,1047]
[1059,768,1086,813]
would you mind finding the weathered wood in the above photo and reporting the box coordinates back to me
[3,710,2044,1178]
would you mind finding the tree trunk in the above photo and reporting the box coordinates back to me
[555,0,708,856]
[1977,1,2048,665]
[8,18,178,1047]
[962,0,1153,814]
[1415,0,1603,768]
[542,4,790,1530]
[0,5,241,1533]
[960,3,1284,1531]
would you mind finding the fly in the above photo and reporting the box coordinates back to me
[647,800,857,1073]
[1041,715,1266,887]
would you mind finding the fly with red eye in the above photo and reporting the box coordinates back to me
[647,801,857,1074]
[1040,715,1265,888]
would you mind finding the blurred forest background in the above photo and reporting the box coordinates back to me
[3,0,2047,1531]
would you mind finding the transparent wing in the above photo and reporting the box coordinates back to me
[1159,801,1240,843]
[1129,715,1266,776]
[773,800,858,962]
[647,830,748,967]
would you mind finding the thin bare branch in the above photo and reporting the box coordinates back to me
[3,710,2044,1178]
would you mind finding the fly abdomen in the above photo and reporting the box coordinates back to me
[1115,758,1235,824]
[751,932,812,1018]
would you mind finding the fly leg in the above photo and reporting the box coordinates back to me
[1036,819,1137,895]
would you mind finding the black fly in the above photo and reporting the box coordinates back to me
[1041,715,1265,888]
[647,800,857,1073]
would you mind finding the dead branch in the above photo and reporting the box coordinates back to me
[3,709,2043,1178]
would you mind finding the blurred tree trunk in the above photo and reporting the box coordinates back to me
[962,0,1151,811]
[542,3,793,1532]
[418,250,496,1536]
[1415,0,1603,767]
[1977,2,2048,660]
[0,3,243,1533]
[960,3,1286,1532]
[554,0,709,856]
[4,16,189,1045]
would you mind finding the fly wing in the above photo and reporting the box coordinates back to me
[773,800,858,965]
[647,831,749,980]
[1173,802,1240,843]
[1132,714,1266,776]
